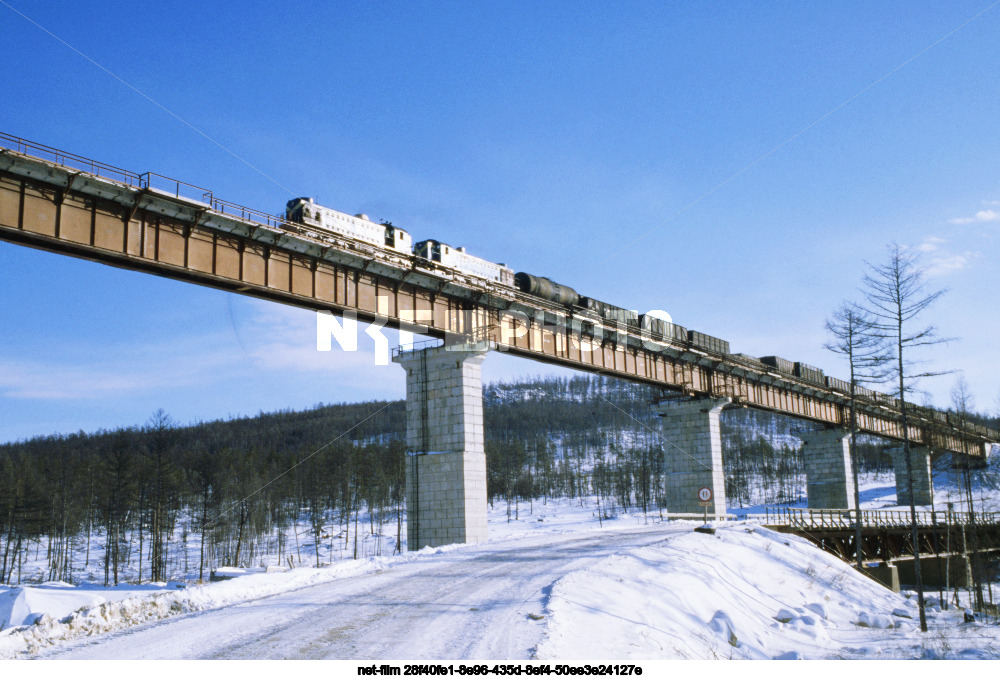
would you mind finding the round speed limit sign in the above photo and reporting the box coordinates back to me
[697,487,713,503]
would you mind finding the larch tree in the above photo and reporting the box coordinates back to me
[824,301,891,570]
[951,376,986,610]
[863,243,951,633]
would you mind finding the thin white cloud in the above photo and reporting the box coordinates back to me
[236,299,402,373]
[949,209,1000,225]
[924,252,972,277]
[1,297,413,404]
[916,236,945,253]
[0,346,241,400]
[908,237,974,278]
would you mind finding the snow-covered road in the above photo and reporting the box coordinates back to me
[38,524,685,660]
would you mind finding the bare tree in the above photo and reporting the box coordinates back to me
[824,302,891,570]
[144,410,181,582]
[863,243,951,633]
[951,376,986,610]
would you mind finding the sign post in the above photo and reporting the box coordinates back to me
[697,486,713,525]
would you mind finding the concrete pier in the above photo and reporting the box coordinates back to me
[393,341,489,550]
[653,398,730,516]
[891,445,934,506]
[802,428,856,510]
[894,554,971,588]
[860,563,900,592]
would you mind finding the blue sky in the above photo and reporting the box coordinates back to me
[1,1,999,441]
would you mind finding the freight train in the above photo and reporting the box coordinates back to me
[285,197,835,383]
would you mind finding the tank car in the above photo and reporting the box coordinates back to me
[516,273,664,331]
[513,272,579,306]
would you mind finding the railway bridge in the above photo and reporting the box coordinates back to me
[1,132,997,549]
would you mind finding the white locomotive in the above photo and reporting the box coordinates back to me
[413,239,514,286]
[286,198,513,286]
[285,197,412,254]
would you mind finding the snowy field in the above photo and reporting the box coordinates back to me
[2,482,1000,661]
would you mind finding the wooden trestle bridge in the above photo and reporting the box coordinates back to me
[753,507,1000,564]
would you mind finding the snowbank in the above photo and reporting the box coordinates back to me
[0,554,398,658]
[0,582,108,629]
[535,524,995,660]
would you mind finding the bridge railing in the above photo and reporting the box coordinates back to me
[139,172,213,204]
[391,335,498,360]
[747,506,1000,529]
[209,197,293,231]
[137,174,304,233]
[391,339,444,360]
[0,133,305,235]
[0,132,141,187]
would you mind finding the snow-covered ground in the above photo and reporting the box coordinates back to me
[536,523,996,660]
[3,493,999,660]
